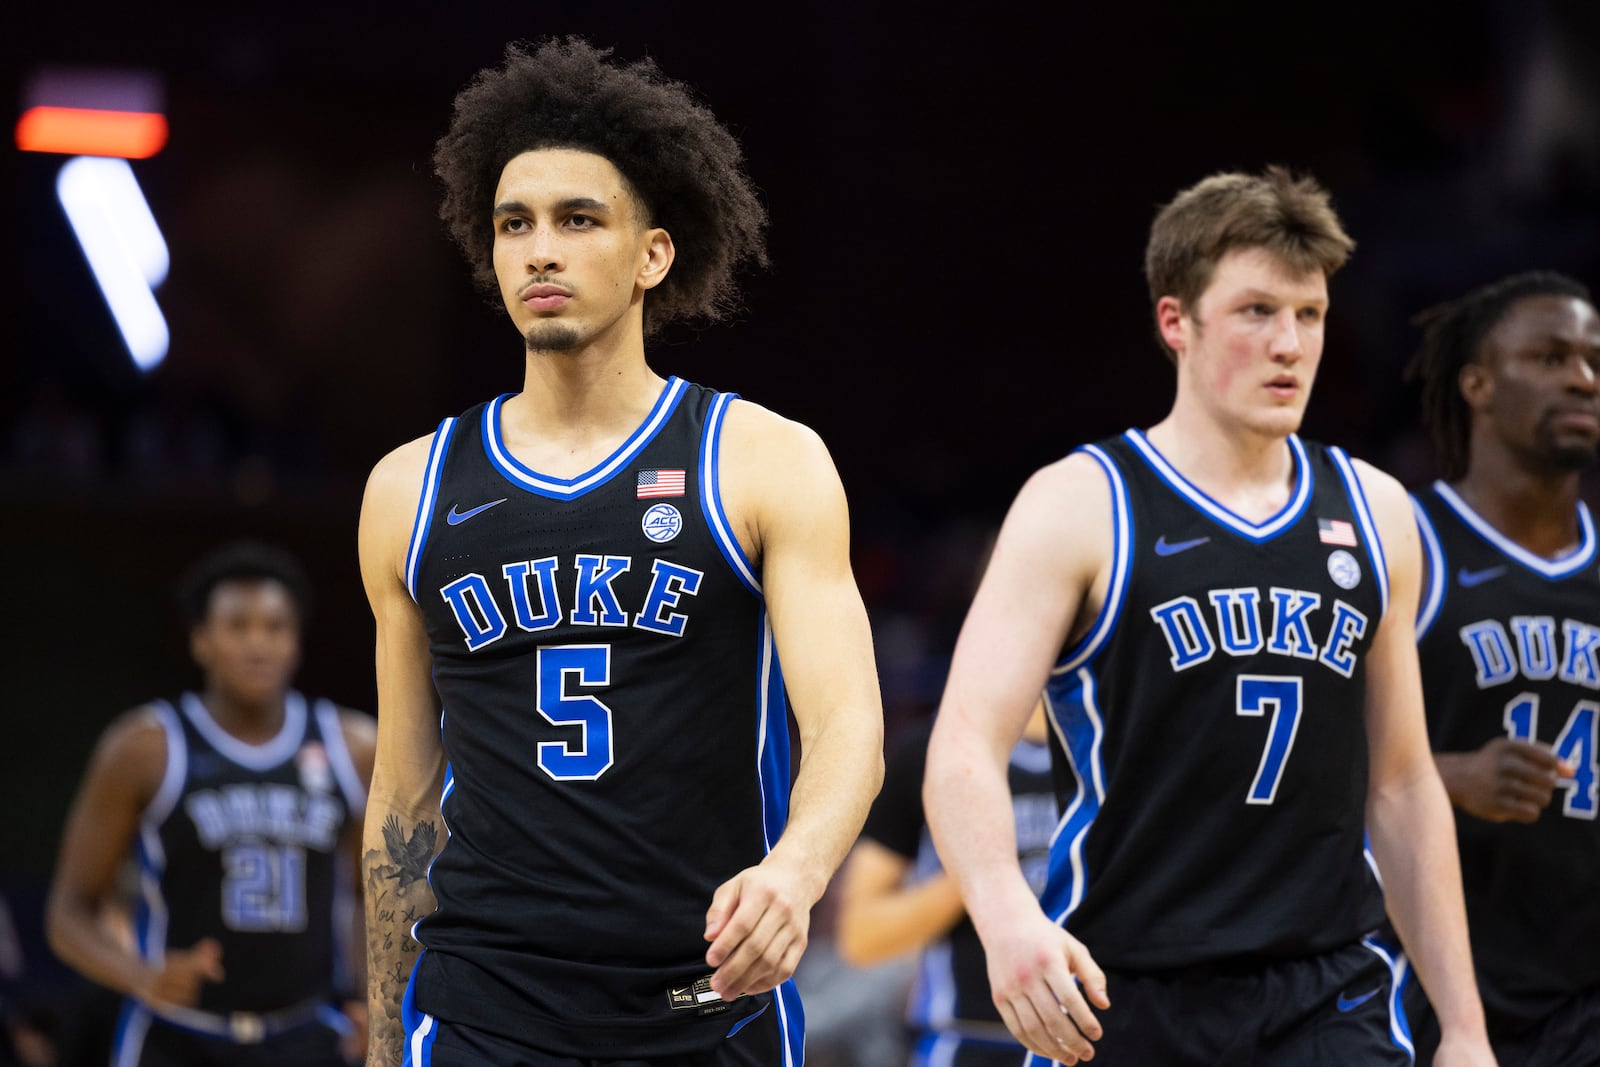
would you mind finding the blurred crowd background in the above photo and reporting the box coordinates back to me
[4,1,1600,1062]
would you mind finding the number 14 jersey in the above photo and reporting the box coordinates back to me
[1412,482,1600,1032]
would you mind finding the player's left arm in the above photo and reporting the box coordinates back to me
[337,708,378,1060]
[1355,461,1494,1065]
[703,400,885,1001]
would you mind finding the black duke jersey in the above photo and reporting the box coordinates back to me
[133,692,364,1021]
[1412,482,1600,1031]
[403,378,804,1057]
[1041,431,1391,971]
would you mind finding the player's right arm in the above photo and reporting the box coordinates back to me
[923,454,1112,1064]
[45,709,226,1007]
[1433,740,1571,824]
[358,435,448,1067]
[834,840,964,967]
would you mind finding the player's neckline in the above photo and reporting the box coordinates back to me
[483,377,688,501]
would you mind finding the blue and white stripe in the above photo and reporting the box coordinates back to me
[1433,479,1597,578]
[701,391,760,594]
[1412,496,1447,640]
[1054,444,1133,673]
[481,378,688,500]
[1124,429,1313,542]
[1040,669,1108,925]
[405,416,457,601]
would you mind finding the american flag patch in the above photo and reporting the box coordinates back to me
[1318,518,1358,546]
[636,469,686,498]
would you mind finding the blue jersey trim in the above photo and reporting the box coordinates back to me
[111,1000,152,1067]
[401,953,439,1067]
[701,392,760,594]
[405,416,457,602]
[1124,429,1313,542]
[1412,495,1447,641]
[1433,479,1597,579]
[481,377,688,500]
[1055,444,1133,674]
[1328,447,1390,618]
[134,701,183,964]
[773,977,805,1066]
[1361,934,1417,1061]
[180,691,307,771]
[1039,667,1108,924]
[756,615,791,850]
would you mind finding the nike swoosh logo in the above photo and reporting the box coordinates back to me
[446,498,508,526]
[1154,535,1211,557]
[1336,986,1382,1012]
[1457,565,1506,588]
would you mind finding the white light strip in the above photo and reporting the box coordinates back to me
[55,155,169,371]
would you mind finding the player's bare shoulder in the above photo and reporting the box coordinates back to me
[359,430,444,587]
[363,432,439,519]
[88,703,175,810]
[714,398,845,562]
[1345,457,1418,547]
[1009,451,1117,565]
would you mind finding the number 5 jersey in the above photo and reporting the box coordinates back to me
[404,379,801,1056]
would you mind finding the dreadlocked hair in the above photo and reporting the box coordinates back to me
[1405,270,1592,480]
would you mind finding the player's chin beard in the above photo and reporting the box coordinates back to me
[525,323,581,353]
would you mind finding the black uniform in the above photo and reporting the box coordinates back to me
[1031,430,1413,1064]
[401,379,804,1062]
[112,691,364,1066]
[1401,482,1600,1066]
[860,719,1056,1066]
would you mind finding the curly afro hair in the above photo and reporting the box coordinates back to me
[433,37,769,337]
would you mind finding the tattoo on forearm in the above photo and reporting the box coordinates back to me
[364,813,442,1066]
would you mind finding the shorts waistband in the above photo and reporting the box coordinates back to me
[153,997,330,1043]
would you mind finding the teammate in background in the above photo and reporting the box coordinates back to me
[836,700,1056,1066]
[356,37,883,1065]
[922,167,1497,1065]
[1398,271,1600,1066]
[45,540,375,1066]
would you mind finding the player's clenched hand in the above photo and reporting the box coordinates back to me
[138,936,225,1009]
[703,861,815,1001]
[982,910,1108,1063]
[1442,738,1570,823]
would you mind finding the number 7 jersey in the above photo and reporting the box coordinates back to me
[1041,431,1389,970]
[404,378,800,1055]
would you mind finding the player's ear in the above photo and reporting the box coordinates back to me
[638,228,674,291]
[1156,296,1188,356]
[1458,359,1492,411]
[190,626,213,671]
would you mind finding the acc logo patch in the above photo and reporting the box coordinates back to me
[642,502,683,543]
[1327,549,1361,590]
[296,742,334,793]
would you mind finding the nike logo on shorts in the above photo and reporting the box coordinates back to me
[1336,986,1382,1012]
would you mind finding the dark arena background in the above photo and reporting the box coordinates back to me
[4,2,1599,1062]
